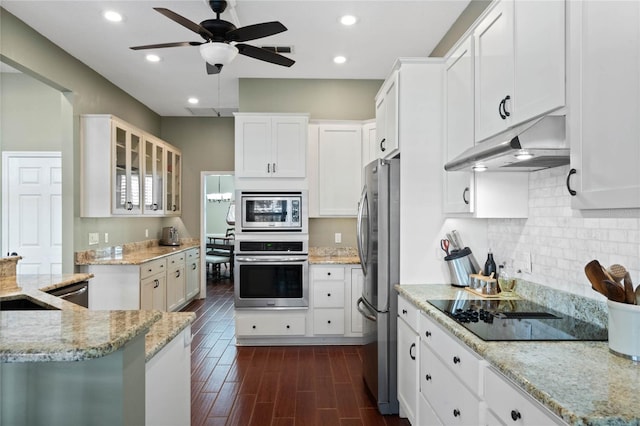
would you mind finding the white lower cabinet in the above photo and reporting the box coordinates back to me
[484,366,565,425]
[166,253,186,312]
[185,248,200,300]
[312,265,346,335]
[145,325,191,426]
[84,248,198,312]
[398,299,567,426]
[397,295,419,424]
[235,312,307,336]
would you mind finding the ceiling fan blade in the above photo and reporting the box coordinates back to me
[206,62,222,75]
[130,41,203,50]
[236,44,295,67]
[154,7,214,40]
[227,21,287,42]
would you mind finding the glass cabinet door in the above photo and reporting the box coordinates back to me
[165,149,182,215]
[143,138,165,215]
[112,121,142,215]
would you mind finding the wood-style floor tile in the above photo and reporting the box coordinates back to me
[182,278,410,426]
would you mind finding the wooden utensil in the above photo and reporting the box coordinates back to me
[635,284,640,305]
[608,264,626,283]
[603,279,626,303]
[623,276,636,304]
[584,260,611,298]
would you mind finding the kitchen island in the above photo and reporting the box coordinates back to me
[397,283,639,426]
[0,270,195,426]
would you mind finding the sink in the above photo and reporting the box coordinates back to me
[0,297,60,311]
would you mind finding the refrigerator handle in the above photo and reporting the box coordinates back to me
[356,186,367,274]
[356,297,376,322]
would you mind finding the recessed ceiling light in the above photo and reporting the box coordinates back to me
[333,56,347,64]
[188,97,199,105]
[103,10,123,22]
[340,15,357,26]
[145,54,161,63]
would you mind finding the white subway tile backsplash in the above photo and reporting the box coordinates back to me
[488,165,640,300]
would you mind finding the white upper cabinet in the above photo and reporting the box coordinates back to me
[567,1,640,209]
[444,37,475,214]
[81,115,181,218]
[234,114,308,178]
[474,0,565,142]
[317,124,362,216]
[375,70,399,158]
[165,147,182,215]
[142,135,165,216]
[361,120,377,169]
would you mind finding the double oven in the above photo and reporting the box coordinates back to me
[234,191,309,308]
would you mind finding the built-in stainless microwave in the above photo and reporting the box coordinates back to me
[237,191,307,233]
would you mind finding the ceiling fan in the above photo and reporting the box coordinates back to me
[130,0,295,75]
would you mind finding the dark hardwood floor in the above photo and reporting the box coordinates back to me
[182,276,410,426]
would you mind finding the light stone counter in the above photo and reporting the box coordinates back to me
[396,284,639,426]
[75,239,199,265]
[309,247,360,264]
[0,273,195,363]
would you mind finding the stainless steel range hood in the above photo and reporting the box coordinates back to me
[444,115,568,172]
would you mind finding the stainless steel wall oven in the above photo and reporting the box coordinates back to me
[234,239,309,308]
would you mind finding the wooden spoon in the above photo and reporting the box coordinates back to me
[609,264,636,304]
[603,279,626,303]
[608,264,626,284]
[584,260,610,298]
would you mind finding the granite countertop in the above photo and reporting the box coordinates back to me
[309,247,360,264]
[0,273,195,363]
[396,284,640,426]
[75,239,200,266]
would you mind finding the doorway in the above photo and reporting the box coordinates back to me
[200,171,235,297]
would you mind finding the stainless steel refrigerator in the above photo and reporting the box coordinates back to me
[356,158,400,415]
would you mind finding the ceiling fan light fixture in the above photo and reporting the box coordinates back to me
[199,43,239,67]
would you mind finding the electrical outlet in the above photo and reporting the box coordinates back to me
[104,233,109,244]
[334,233,342,244]
[145,229,149,238]
[88,233,99,246]
[516,251,532,274]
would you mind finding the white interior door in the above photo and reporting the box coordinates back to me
[2,152,62,274]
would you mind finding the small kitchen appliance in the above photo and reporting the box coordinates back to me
[159,226,180,246]
[444,247,481,287]
[237,191,307,234]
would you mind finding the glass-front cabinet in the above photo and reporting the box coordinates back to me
[112,120,142,215]
[166,148,182,216]
[80,114,182,218]
[143,135,165,215]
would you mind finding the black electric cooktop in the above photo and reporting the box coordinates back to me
[427,298,607,341]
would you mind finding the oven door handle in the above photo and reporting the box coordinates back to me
[235,255,308,263]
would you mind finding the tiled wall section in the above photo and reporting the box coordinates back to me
[488,165,640,300]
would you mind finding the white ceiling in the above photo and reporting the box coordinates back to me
[2,0,470,117]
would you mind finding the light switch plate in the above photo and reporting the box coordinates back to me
[88,233,99,245]
[335,233,342,244]
[104,233,109,244]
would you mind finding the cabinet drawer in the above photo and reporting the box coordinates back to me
[419,393,443,426]
[311,266,344,281]
[484,367,563,425]
[313,282,345,308]
[186,248,200,260]
[398,294,419,331]
[421,343,482,426]
[167,253,185,268]
[313,308,345,335]
[140,258,167,280]
[236,313,306,336]
[420,312,484,395]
